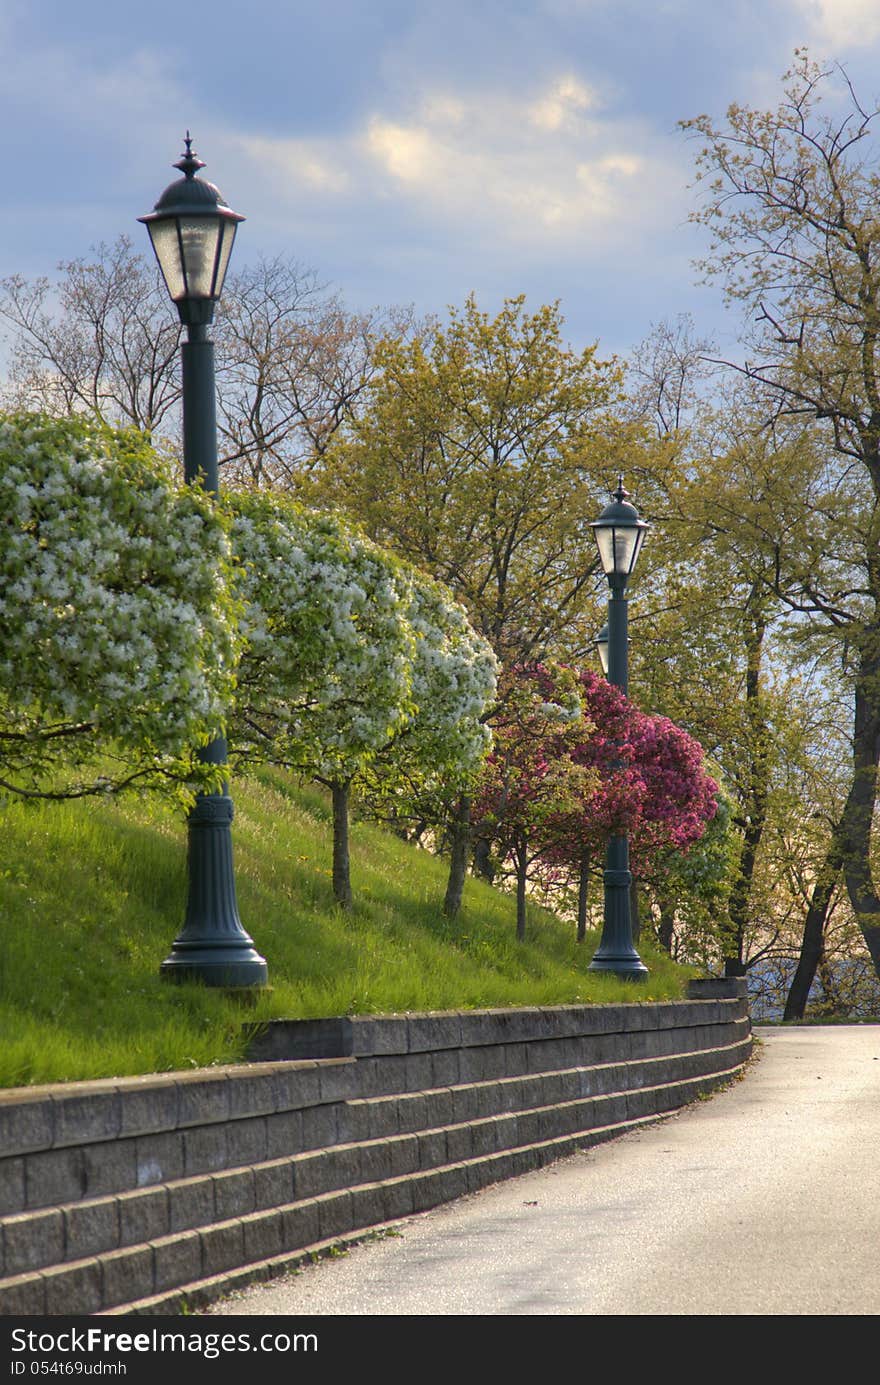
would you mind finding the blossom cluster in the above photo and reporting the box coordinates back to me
[227,490,498,789]
[0,413,239,796]
[475,664,719,878]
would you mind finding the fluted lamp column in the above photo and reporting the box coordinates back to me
[140,135,267,988]
[589,478,649,979]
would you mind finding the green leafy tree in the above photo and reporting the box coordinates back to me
[681,50,880,980]
[314,293,642,665]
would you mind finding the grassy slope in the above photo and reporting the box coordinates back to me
[0,768,693,1087]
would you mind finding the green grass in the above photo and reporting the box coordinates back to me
[0,767,693,1087]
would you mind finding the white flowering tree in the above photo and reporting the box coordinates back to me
[0,413,239,802]
[227,491,497,907]
[228,491,414,904]
[359,568,500,911]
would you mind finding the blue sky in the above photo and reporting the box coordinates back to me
[2,0,880,360]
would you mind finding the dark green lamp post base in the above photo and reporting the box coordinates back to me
[161,790,268,988]
[588,844,649,980]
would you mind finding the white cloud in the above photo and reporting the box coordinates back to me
[237,75,685,257]
[529,75,599,130]
[791,0,880,46]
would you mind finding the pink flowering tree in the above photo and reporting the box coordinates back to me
[545,670,720,940]
[475,666,719,943]
[472,664,597,940]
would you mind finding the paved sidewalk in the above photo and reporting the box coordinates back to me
[210,1026,880,1316]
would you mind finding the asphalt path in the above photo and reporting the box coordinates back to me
[210,1026,880,1316]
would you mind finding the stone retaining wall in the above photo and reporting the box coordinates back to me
[0,982,750,1317]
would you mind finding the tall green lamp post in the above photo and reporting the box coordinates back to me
[589,477,649,979]
[140,135,267,988]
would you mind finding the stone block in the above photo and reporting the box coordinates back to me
[52,1086,121,1148]
[168,1176,215,1232]
[406,1011,462,1053]
[245,1018,349,1061]
[317,1190,352,1241]
[281,1200,320,1252]
[404,1052,434,1093]
[469,1121,499,1156]
[226,1069,280,1119]
[0,1157,25,1215]
[450,1084,483,1124]
[381,1177,414,1222]
[64,1198,120,1261]
[444,1124,473,1163]
[324,1143,361,1190]
[300,1103,337,1151]
[176,1072,230,1128]
[357,1140,393,1184]
[43,1259,102,1315]
[430,1049,461,1088]
[0,1093,54,1157]
[118,1078,180,1139]
[369,1054,409,1095]
[422,1089,454,1127]
[225,1116,268,1167]
[291,1151,332,1201]
[410,1165,466,1212]
[152,1230,202,1292]
[388,1135,419,1177]
[417,1129,447,1169]
[25,1147,85,1209]
[348,1183,386,1230]
[366,1096,399,1140]
[242,1209,283,1262]
[271,1062,322,1110]
[199,1221,244,1277]
[318,1060,357,1105]
[395,1094,427,1133]
[101,1245,153,1308]
[3,1208,64,1274]
[265,1109,303,1159]
[335,1100,371,1144]
[182,1124,228,1176]
[117,1187,170,1246]
[134,1130,184,1187]
[252,1159,294,1211]
[82,1139,137,1199]
[0,1270,46,1316]
[345,1015,409,1056]
[214,1168,256,1220]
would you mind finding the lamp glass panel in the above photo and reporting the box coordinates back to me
[596,636,609,675]
[211,220,237,300]
[147,220,186,301]
[177,216,223,299]
[595,523,643,577]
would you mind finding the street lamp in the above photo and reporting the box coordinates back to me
[140,135,267,988]
[589,477,649,979]
[594,624,609,677]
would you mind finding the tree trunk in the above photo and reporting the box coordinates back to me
[577,846,590,942]
[516,835,527,942]
[839,666,880,975]
[331,779,353,909]
[443,796,471,918]
[657,899,676,954]
[783,830,845,1020]
[724,591,770,971]
[472,832,495,883]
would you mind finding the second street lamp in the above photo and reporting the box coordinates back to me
[589,477,649,979]
[140,135,267,988]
